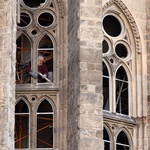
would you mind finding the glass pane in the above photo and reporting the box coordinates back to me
[37,100,53,112]
[16,34,31,84]
[37,114,53,148]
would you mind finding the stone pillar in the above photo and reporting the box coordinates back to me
[0,0,16,150]
[147,0,150,148]
[68,0,103,150]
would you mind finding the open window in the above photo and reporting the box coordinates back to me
[38,34,54,82]
[15,99,30,148]
[115,66,128,115]
[116,131,130,150]
[36,99,54,148]
[16,34,31,84]
[103,128,110,150]
[103,61,110,111]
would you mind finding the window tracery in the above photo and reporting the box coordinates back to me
[16,0,57,85]
[15,98,54,149]
[102,12,131,115]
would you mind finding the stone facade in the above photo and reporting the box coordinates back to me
[68,0,103,150]
[0,0,16,149]
[0,0,150,150]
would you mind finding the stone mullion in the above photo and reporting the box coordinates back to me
[0,0,16,150]
[79,1,103,150]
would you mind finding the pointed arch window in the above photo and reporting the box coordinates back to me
[38,34,54,82]
[116,131,130,150]
[15,99,30,148]
[36,99,54,148]
[115,66,128,115]
[103,61,110,111]
[16,0,57,85]
[16,34,31,84]
[103,128,110,150]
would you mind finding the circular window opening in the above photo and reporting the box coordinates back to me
[103,15,121,37]
[31,29,38,35]
[115,43,128,58]
[110,58,114,63]
[17,12,31,27]
[23,0,46,8]
[102,40,109,53]
[38,12,54,27]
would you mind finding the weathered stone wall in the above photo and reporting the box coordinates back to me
[68,0,103,150]
[67,0,80,149]
[0,0,16,150]
[146,0,150,148]
[79,1,103,150]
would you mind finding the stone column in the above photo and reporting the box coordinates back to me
[68,0,103,150]
[0,0,16,149]
[147,0,150,148]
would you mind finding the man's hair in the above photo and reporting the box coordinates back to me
[38,55,44,60]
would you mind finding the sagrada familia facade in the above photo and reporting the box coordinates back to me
[0,0,150,149]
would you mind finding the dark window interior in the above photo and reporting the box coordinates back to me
[37,100,53,148]
[103,15,121,37]
[103,128,110,150]
[15,100,29,148]
[23,0,46,8]
[103,62,109,110]
[116,66,128,115]
[115,43,128,58]
[116,131,129,150]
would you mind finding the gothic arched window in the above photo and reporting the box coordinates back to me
[15,99,30,148]
[16,0,57,85]
[116,131,130,150]
[102,12,131,116]
[103,128,110,150]
[15,98,54,149]
[103,61,110,111]
[16,34,31,84]
[36,99,54,148]
[115,66,128,115]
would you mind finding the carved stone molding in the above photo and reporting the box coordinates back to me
[57,0,64,18]
[103,0,141,53]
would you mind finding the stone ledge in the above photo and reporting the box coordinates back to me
[103,110,136,125]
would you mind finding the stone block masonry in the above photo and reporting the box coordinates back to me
[67,0,103,149]
[0,0,16,150]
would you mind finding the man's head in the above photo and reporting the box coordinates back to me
[38,55,44,66]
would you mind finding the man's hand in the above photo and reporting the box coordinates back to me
[29,71,38,79]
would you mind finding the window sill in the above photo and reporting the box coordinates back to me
[16,83,59,92]
[103,110,136,125]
